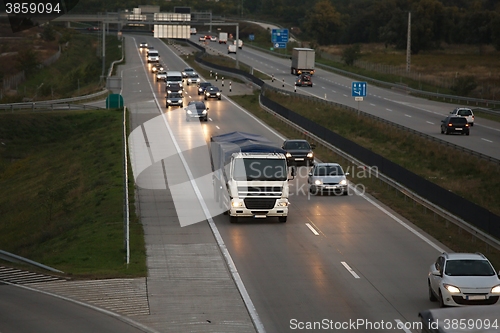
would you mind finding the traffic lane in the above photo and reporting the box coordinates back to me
[140,39,443,330]
[213,41,500,158]
[213,177,442,333]
[0,284,151,333]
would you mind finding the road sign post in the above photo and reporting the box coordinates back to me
[352,82,367,116]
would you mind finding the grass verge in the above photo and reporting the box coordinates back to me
[231,92,500,269]
[0,109,146,278]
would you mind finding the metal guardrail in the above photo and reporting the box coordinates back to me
[0,250,64,273]
[262,84,500,165]
[0,102,105,111]
[257,93,500,252]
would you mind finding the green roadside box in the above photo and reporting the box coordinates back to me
[106,94,124,108]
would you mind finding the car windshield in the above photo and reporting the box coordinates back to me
[285,141,310,150]
[233,158,288,181]
[450,118,467,125]
[458,110,471,116]
[209,87,219,92]
[445,260,496,276]
[188,73,199,78]
[168,93,181,98]
[314,165,343,176]
[200,83,211,87]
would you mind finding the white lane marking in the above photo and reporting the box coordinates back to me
[386,108,393,112]
[426,121,434,125]
[405,114,412,118]
[305,223,319,236]
[343,94,348,97]
[351,186,446,253]
[332,90,336,93]
[482,138,493,143]
[208,118,213,121]
[215,125,220,129]
[341,261,360,279]
[394,319,413,333]
[370,103,376,106]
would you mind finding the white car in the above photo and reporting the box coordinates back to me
[308,163,348,195]
[450,107,474,126]
[428,252,500,307]
[156,71,167,82]
[210,36,217,42]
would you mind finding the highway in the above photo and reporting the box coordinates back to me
[198,36,500,161]
[124,34,460,333]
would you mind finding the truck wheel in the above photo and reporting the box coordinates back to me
[230,216,238,223]
[278,216,287,223]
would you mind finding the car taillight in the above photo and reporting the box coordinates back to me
[448,124,452,126]
[465,124,469,127]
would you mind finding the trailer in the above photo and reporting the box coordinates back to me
[291,48,315,75]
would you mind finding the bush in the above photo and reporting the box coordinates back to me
[451,75,477,96]
[341,44,361,66]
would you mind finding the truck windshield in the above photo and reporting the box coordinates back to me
[233,158,287,181]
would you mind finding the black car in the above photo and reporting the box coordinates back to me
[198,82,212,95]
[185,101,209,122]
[282,139,316,166]
[166,82,183,95]
[166,92,183,108]
[204,86,221,100]
[440,116,470,135]
[151,63,164,73]
[295,73,313,87]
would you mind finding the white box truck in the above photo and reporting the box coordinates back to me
[210,132,293,223]
[218,32,228,44]
[291,48,315,75]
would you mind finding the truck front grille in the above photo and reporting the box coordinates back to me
[244,198,277,209]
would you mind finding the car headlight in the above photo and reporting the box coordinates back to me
[314,180,322,185]
[205,92,209,96]
[202,110,207,114]
[307,152,314,158]
[198,88,203,92]
[340,179,347,185]
[491,285,500,294]
[286,153,292,158]
[167,100,171,103]
[444,284,461,293]
[187,110,192,114]
[216,92,220,96]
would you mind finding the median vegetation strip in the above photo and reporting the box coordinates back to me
[230,92,500,268]
[0,110,146,278]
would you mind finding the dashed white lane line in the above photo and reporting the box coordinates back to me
[341,262,360,279]
[426,121,434,125]
[405,114,412,118]
[482,138,493,143]
[394,319,413,333]
[386,108,393,112]
[305,223,320,236]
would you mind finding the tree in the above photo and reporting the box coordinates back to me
[16,49,40,77]
[341,44,361,66]
[302,0,343,45]
[492,14,500,51]
[41,23,56,41]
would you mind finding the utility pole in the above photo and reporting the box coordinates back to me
[406,11,411,73]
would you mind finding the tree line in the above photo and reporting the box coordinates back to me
[68,0,500,53]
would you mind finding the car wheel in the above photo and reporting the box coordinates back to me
[309,186,319,195]
[438,290,446,308]
[343,190,348,196]
[445,129,449,135]
[218,97,221,100]
[440,127,444,134]
[428,281,437,302]
[204,117,208,122]
[466,132,469,136]
[278,216,287,223]
[470,123,474,126]
[204,96,207,100]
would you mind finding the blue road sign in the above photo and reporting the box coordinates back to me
[249,34,254,41]
[271,29,289,43]
[351,81,367,97]
[273,42,286,49]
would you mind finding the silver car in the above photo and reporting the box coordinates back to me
[428,252,500,307]
[308,163,348,195]
[186,72,200,85]
[155,71,167,82]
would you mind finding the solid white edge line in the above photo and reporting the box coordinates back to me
[341,261,360,279]
[394,319,413,333]
[5,281,160,333]
[143,37,267,333]
[305,223,320,236]
[351,185,446,253]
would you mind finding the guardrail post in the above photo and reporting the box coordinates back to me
[32,103,34,111]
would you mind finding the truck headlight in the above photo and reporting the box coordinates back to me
[314,180,322,185]
[187,110,192,114]
[307,152,313,158]
[202,110,207,114]
[277,201,288,207]
[231,201,243,207]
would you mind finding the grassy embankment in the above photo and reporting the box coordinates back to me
[184,52,500,268]
[0,30,144,279]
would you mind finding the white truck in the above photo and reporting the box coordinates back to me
[218,32,228,44]
[210,132,293,223]
[291,48,315,75]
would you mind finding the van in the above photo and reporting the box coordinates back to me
[147,50,159,63]
[228,44,237,54]
[166,71,183,87]
[234,39,243,49]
